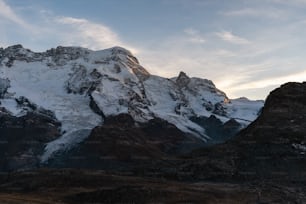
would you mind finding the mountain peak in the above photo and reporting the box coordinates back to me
[176,71,190,87]
[5,44,24,50]
[110,46,134,56]
[2,44,30,55]
[107,46,150,80]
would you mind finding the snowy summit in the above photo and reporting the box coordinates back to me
[0,45,264,162]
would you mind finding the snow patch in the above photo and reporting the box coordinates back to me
[292,143,306,154]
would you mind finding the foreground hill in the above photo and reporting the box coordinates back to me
[0,169,303,204]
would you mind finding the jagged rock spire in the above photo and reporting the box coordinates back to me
[176,71,190,88]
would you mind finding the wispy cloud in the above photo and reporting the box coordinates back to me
[0,1,137,53]
[228,69,306,91]
[54,16,132,51]
[268,0,306,5]
[0,0,29,27]
[222,7,288,19]
[216,31,250,45]
[184,28,206,44]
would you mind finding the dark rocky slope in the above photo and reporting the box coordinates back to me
[0,110,61,171]
[182,82,306,184]
[46,114,205,170]
[0,169,303,204]
[233,82,306,181]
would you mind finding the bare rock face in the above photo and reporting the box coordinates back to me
[0,78,10,98]
[176,71,191,88]
[65,65,102,94]
[0,111,61,171]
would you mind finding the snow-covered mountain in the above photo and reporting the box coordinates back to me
[0,45,263,163]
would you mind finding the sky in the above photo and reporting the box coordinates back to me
[1,0,306,100]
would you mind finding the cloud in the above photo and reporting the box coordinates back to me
[0,0,137,53]
[222,7,288,19]
[12,14,137,53]
[0,0,28,27]
[268,0,306,5]
[213,56,306,99]
[224,8,259,16]
[54,16,130,51]
[239,70,306,90]
[184,28,206,44]
[216,31,250,45]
